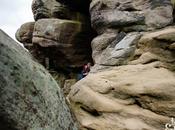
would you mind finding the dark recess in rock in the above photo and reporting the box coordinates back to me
[57,0,91,15]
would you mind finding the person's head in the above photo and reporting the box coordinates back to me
[87,62,91,67]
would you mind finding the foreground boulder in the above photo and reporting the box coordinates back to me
[0,30,78,130]
[69,64,174,130]
[68,27,175,130]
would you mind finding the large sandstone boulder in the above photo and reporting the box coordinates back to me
[16,0,95,70]
[90,0,173,68]
[16,22,35,44]
[32,0,69,20]
[32,18,93,68]
[69,64,175,130]
[90,0,173,33]
[68,27,175,130]
[32,0,87,21]
[0,29,78,130]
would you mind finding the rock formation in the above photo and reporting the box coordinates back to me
[16,0,175,129]
[68,27,175,130]
[0,30,78,130]
[68,0,175,129]
[16,0,95,70]
[90,0,173,69]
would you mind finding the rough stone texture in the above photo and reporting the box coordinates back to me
[63,79,77,96]
[68,27,175,130]
[16,22,35,44]
[90,0,173,33]
[69,64,174,130]
[92,32,141,66]
[15,0,175,129]
[16,0,95,71]
[33,19,86,47]
[129,26,175,69]
[32,18,93,68]
[0,30,78,130]
[32,0,87,22]
[90,0,173,69]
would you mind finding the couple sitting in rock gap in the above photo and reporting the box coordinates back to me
[78,62,91,80]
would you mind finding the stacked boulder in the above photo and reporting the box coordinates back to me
[90,0,173,70]
[16,0,95,69]
[68,0,175,130]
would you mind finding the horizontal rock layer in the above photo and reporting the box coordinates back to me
[17,0,95,69]
[32,18,93,68]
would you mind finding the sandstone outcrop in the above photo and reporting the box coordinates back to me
[90,0,173,68]
[68,1,175,129]
[130,27,175,68]
[17,0,95,70]
[32,0,86,21]
[0,30,78,130]
[68,26,175,130]
[16,22,35,44]
[32,18,93,68]
[15,0,175,129]
[90,0,173,33]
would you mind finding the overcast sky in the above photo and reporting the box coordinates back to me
[0,0,33,41]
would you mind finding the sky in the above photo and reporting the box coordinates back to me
[0,0,33,41]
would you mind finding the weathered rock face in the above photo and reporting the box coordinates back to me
[130,27,175,68]
[68,27,175,130]
[32,0,85,21]
[90,0,173,68]
[15,0,175,129]
[90,0,173,33]
[32,18,93,68]
[92,32,141,66]
[33,19,82,47]
[17,0,95,71]
[67,1,175,128]
[16,22,35,44]
[69,65,175,130]
[0,30,78,130]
